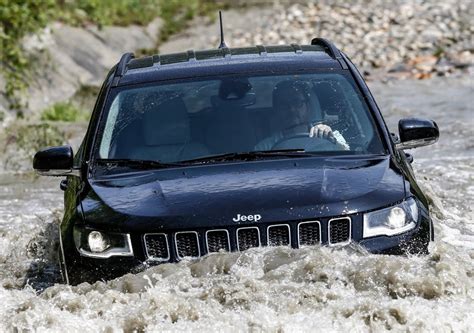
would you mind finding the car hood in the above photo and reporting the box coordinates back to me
[82,155,407,231]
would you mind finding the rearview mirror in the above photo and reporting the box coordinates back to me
[395,118,439,150]
[33,145,78,176]
[211,93,256,107]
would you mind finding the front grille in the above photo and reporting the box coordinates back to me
[298,221,321,246]
[144,234,169,260]
[268,225,290,246]
[237,227,260,251]
[206,230,230,252]
[144,217,354,261]
[175,232,200,258]
[328,217,351,244]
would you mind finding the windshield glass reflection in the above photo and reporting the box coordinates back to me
[98,72,385,163]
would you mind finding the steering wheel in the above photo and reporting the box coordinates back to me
[271,133,343,151]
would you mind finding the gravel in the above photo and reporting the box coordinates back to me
[161,0,474,79]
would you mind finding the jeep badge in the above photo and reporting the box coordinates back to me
[232,214,262,222]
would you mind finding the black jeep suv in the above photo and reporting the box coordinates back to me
[34,38,439,284]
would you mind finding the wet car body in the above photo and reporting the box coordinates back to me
[33,40,438,284]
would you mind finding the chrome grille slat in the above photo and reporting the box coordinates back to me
[267,224,290,246]
[144,233,169,261]
[298,221,321,247]
[175,231,200,258]
[237,227,260,251]
[144,217,353,260]
[206,230,230,253]
[328,217,351,245]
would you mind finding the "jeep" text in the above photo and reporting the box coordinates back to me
[232,214,262,222]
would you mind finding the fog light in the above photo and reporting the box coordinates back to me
[88,231,110,252]
[386,207,406,229]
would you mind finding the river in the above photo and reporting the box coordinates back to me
[0,76,472,332]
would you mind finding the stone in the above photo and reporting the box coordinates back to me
[388,63,411,73]
[409,55,438,72]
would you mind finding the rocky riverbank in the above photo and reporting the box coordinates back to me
[0,18,163,124]
[161,0,474,79]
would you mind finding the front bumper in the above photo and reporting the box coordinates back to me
[64,212,432,284]
[360,221,430,254]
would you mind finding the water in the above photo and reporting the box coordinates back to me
[0,77,472,332]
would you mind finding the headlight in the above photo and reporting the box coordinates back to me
[363,198,418,238]
[73,227,133,258]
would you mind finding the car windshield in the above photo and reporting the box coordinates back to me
[96,71,386,164]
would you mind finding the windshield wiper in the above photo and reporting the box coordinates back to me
[180,149,314,164]
[96,150,314,168]
[96,158,187,169]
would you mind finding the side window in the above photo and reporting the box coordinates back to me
[311,75,377,150]
[99,96,121,158]
[82,69,115,164]
[338,80,374,142]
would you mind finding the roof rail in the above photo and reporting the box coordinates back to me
[256,45,267,56]
[187,50,197,62]
[112,52,135,86]
[221,46,231,58]
[290,43,303,54]
[311,38,347,69]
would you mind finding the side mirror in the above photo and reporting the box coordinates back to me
[33,145,78,176]
[395,118,439,150]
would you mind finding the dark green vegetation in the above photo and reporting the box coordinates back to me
[0,0,56,110]
[158,0,219,42]
[2,122,65,170]
[0,0,219,111]
[41,102,88,122]
[7,123,64,152]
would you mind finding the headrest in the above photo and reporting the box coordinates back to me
[272,80,310,108]
[218,78,252,100]
[142,94,190,146]
[272,80,321,123]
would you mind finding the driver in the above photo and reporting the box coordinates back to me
[255,80,348,151]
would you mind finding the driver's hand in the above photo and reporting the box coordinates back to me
[309,124,336,142]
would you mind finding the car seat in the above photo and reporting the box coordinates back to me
[131,94,209,162]
[205,78,259,153]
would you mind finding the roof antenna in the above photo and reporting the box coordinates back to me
[218,11,228,49]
